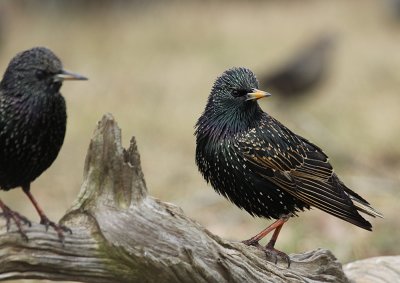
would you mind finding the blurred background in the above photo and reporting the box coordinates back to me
[0,1,399,282]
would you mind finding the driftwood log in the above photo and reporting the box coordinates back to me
[0,114,398,283]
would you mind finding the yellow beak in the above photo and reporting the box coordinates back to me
[245,89,272,101]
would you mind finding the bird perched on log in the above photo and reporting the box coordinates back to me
[259,35,334,99]
[195,67,382,266]
[0,47,87,242]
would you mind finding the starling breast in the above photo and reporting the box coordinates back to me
[195,67,382,230]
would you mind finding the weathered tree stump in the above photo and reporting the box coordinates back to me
[343,256,400,283]
[0,114,397,282]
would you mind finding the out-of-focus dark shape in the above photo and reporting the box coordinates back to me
[385,0,400,22]
[11,0,149,14]
[259,34,335,99]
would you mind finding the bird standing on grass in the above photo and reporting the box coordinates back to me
[0,47,87,242]
[195,67,382,266]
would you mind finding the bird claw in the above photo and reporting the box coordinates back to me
[264,243,291,268]
[40,216,72,244]
[0,205,31,241]
[242,238,264,250]
[242,238,291,267]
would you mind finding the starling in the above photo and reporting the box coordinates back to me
[259,34,334,98]
[195,67,382,266]
[0,47,87,241]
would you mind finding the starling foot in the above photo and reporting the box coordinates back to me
[242,238,264,248]
[23,185,72,244]
[264,240,291,268]
[40,215,72,243]
[242,217,290,267]
[242,238,290,267]
[0,200,31,241]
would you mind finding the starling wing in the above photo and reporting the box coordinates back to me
[235,116,382,230]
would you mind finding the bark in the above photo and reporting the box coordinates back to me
[343,256,400,283]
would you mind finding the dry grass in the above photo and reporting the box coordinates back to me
[0,1,399,282]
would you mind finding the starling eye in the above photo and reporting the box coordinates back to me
[35,70,48,80]
[231,89,248,98]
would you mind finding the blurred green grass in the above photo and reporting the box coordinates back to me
[0,1,399,282]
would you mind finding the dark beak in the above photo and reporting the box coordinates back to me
[245,89,272,101]
[54,70,88,82]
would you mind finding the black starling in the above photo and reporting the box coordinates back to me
[195,67,382,266]
[0,47,87,241]
[259,35,334,98]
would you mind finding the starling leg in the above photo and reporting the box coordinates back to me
[242,217,288,246]
[242,215,290,267]
[22,184,72,243]
[0,198,31,241]
[264,223,291,267]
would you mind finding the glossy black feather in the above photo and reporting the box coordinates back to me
[195,67,382,230]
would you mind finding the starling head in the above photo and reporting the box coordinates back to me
[0,47,87,97]
[196,67,271,141]
[210,67,270,106]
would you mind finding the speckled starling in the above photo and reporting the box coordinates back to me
[259,34,334,98]
[0,47,87,241]
[195,67,382,265]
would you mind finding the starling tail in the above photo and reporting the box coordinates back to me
[0,47,87,242]
[195,67,382,265]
